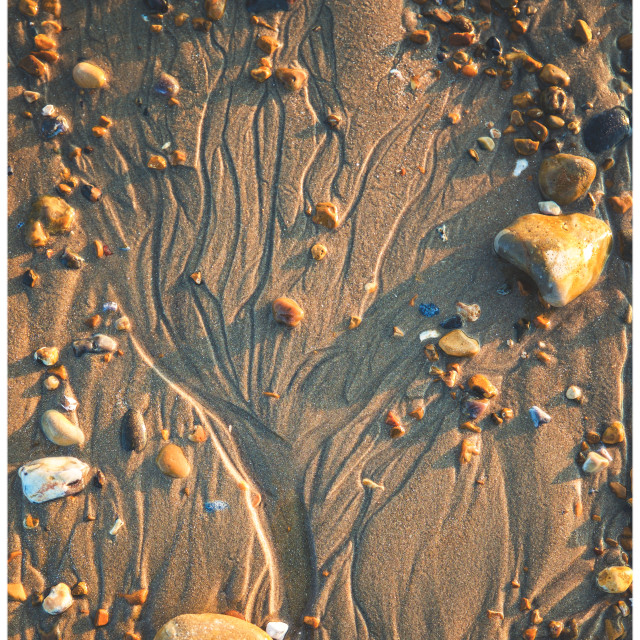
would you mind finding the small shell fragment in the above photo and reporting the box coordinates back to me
[362,478,384,490]
[110,517,124,535]
[419,329,440,341]
[266,621,289,640]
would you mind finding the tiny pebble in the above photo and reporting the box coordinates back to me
[204,500,229,513]
[513,159,528,176]
[419,303,440,317]
[419,329,441,341]
[538,201,562,215]
[566,385,582,400]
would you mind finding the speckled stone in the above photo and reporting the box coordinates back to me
[438,329,480,357]
[494,214,612,307]
[538,154,596,205]
[153,614,271,640]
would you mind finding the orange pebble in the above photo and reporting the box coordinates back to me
[303,616,321,629]
[461,63,478,77]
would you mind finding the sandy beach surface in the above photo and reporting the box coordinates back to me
[8,0,632,638]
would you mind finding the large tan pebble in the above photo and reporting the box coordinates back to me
[438,329,480,357]
[41,410,85,446]
[538,154,596,205]
[275,67,307,91]
[154,613,270,640]
[602,421,625,444]
[156,444,190,478]
[8,583,27,602]
[539,63,570,87]
[494,214,611,307]
[72,62,106,89]
[596,566,632,593]
[43,583,73,614]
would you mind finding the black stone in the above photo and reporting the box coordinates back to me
[583,107,631,154]
[514,317,530,342]
[439,314,463,330]
[145,0,169,12]
[485,36,502,56]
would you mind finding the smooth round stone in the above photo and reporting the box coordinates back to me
[72,62,107,89]
[156,444,190,478]
[41,410,85,446]
[154,614,270,640]
[438,329,480,357]
[494,214,612,307]
[583,107,631,154]
[596,566,633,593]
[538,154,596,205]
[272,297,304,327]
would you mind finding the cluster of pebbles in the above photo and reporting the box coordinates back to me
[10,0,631,636]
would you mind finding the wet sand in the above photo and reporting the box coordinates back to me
[8,0,632,638]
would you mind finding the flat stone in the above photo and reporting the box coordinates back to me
[438,329,480,357]
[494,214,612,307]
[154,614,270,640]
[539,63,570,87]
[596,566,633,593]
[19,457,91,503]
[43,583,73,615]
[156,444,190,478]
[467,374,498,398]
[41,410,85,446]
[8,583,27,602]
[538,154,596,205]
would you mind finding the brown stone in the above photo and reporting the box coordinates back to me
[256,35,280,54]
[527,120,548,141]
[548,621,563,638]
[512,92,535,109]
[156,444,190,478]
[409,30,431,45]
[18,55,46,77]
[511,110,524,127]
[522,629,537,640]
[538,154,597,205]
[539,64,570,87]
[439,330,480,357]
[460,438,480,463]
[467,374,498,398]
[449,32,477,46]
[312,202,339,229]
[608,193,632,214]
[530,609,543,625]
[610,481,627,499]
[8,583,27,602]
[602,421,625,444]
[275,67,307,91]
[204,0,226,20]
[573,20,592,43]
[272,297,304,327]
[514,138,539,155]
[617,33,632,50]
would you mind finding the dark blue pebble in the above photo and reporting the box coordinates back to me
[485,36,502,56]
[41,116,69,140]
[439,314,463,329]
[419,303,440,317]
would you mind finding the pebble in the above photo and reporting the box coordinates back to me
[609,481,627,499]
[8,582,27,604]
[156,444,190,478]
[573,20,592,43]
[19,456,90,503]
[602,421,625,444]
[204,0,226,20]
[41,115,69,140]
[529,405,551,428]
[61,247,84,269]
[456,302,480,321]
[527,120,548,142]
[466,398,489,419]
[148,155,167,170]
[119,588,148,605]
[43,584,73,615]
[546,115,565,129]
[153,614,271,640]
[115,316,132,331]
[582,451,609,473]
[539,64,570,87]
[583,107,631,154]
[439,314,462,329]
[41,409,85,446]
[468,374,498,398]
[266,621,289,640]
[23,268,40,287]
[19,55,46,78]
[312,202,339,229]
[608,193,632,214]
[204,500,229,512]
[549,621,564,638]
[34,347,59,366]
[538,201,562,215]
[72,62,107,89]
[565,385,582,400]
[477,136,495,151]
[275,67,307,91]
[71,582,88,597]
[439,329,479,357]
[154,72,180,98]
[110,517,125,535]
[596,566,633,593]
[272,297,304,327]
[121,409,147,452]
[310,243,327,260]
[460,438,480,463]
[486,35,502,56]
[494,214,612,306]
[514,138,539,155]
[81,184,102,202]
[540,86,568,115]
[44,376,59,390]
[419,302,439,317]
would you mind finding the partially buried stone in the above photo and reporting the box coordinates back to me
[573,20,592,43]
[514,139,539,155]
[19,457,91,503]
[275,67,307,91]
[596,566,633,593]
[61,247,84,269]
[538,200,562,215]
[494,214,612,306]
[19,55,46,77]
[23,269,40,287]
[468,374,498,398]
[439,330,479,357]
[121,409,147,452]
[538,154,596,205]
[41,410,85,446]
[582,107,631,154]
[72,334,118,356]
[156,444,190,478]
[81,184,101,202]
[540,86,568,115]
[154,613,270,640]
[272,297,304,327]
[154,72,180,98]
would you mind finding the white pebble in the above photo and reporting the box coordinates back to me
[538,200,562,215]
[419,329,440,342]
[582,451,609,473]
[513,159,528,177]
[110,517,124,535]
[266,621,289,640]
[566,385,582,400]
[490,128,501,139]
[43,583,73,615]
[41,104,56,117]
